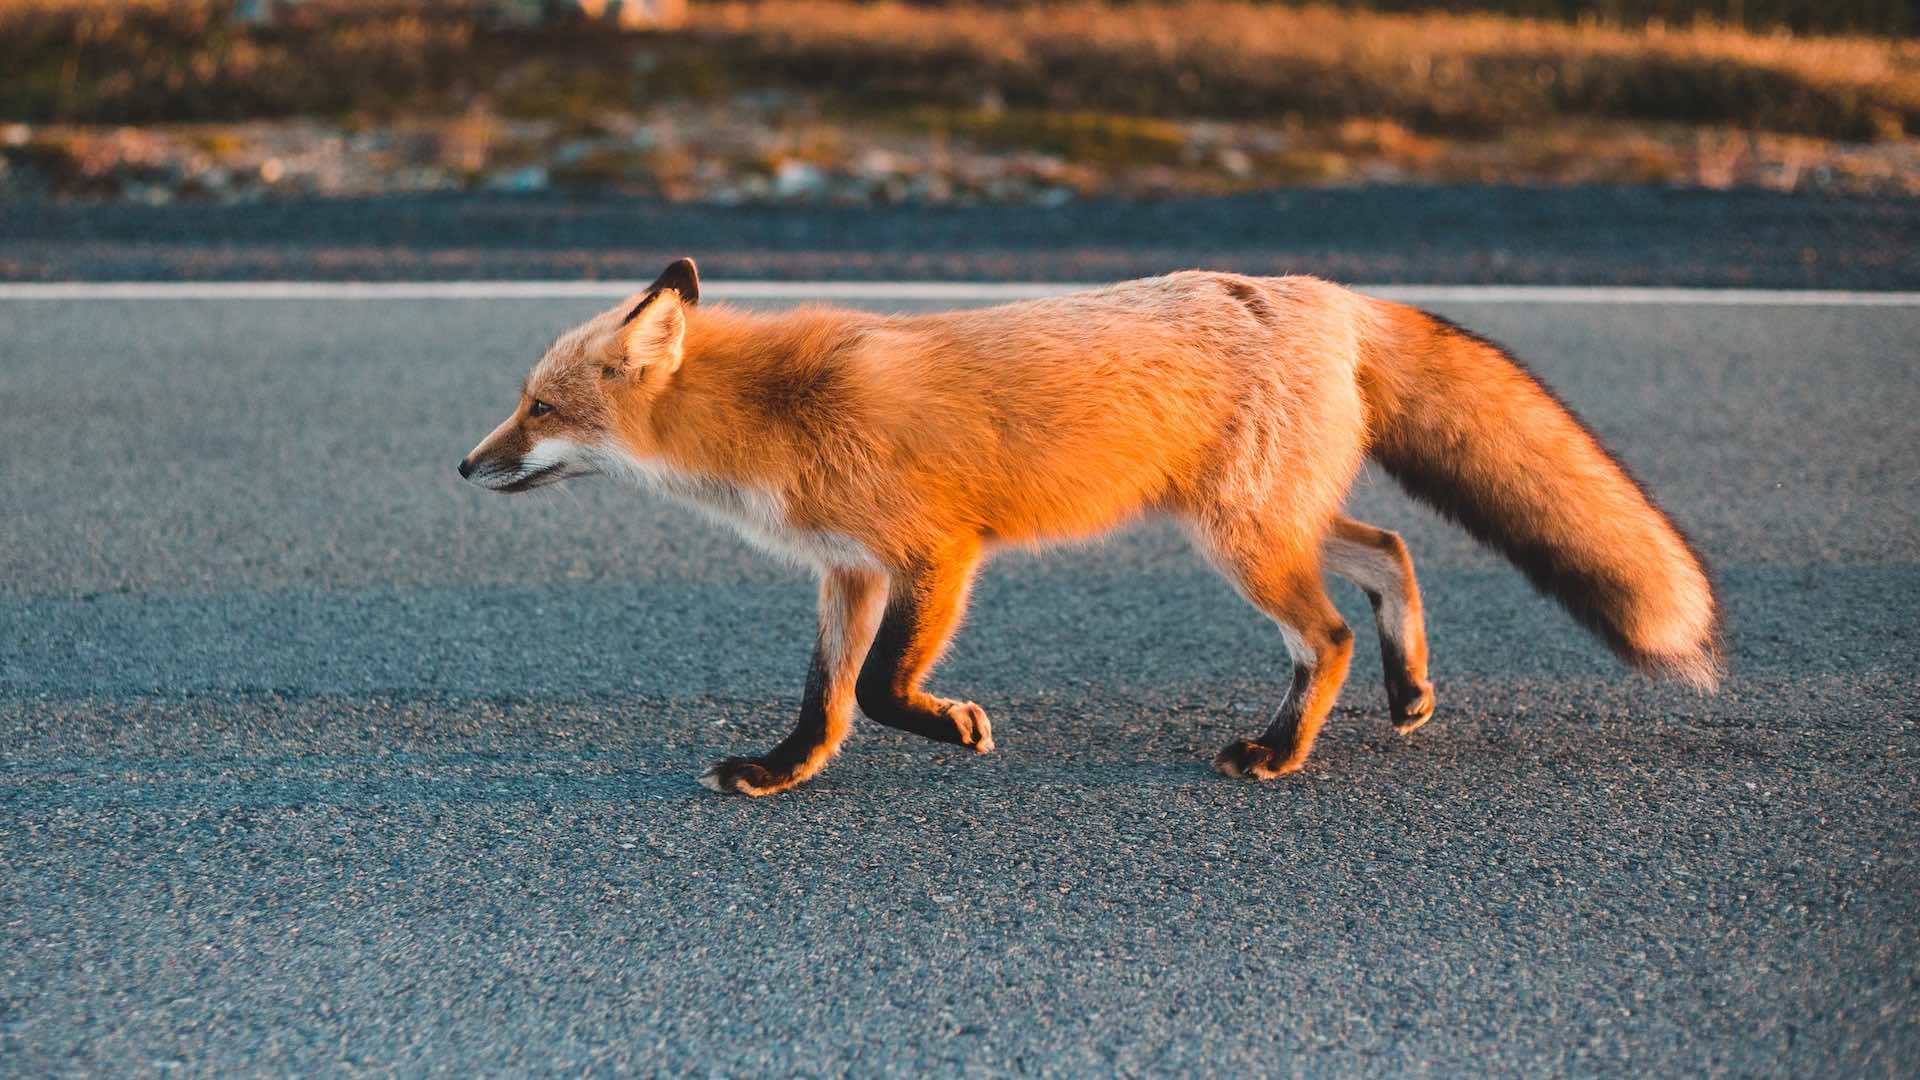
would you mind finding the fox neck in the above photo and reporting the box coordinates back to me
[627,305,839,482]
[600,304,886,569]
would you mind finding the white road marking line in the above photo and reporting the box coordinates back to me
[1368,286,1920,306]
[0,281,1916,305]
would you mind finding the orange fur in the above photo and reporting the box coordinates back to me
[460,261,1722,795]
[1360,302,1723,687]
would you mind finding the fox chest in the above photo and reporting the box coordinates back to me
[634,466,879,572]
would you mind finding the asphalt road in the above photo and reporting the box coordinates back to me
[2,292,1915,1076]
[4,187,1918,288]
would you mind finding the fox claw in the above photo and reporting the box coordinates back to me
[939,700,995,753]
[1212,739,1302,780]
[1390,682,1436,734]
[697,757,788,796]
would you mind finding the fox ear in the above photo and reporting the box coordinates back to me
[648,257,699,306]
[614,258,697,376]
[618,287,686,376]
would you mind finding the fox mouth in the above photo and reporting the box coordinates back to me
[466,460,572,493]
[495,463,568,493]
[463,437,597,493]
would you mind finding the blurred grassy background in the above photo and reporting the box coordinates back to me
[3,0,1915,200]
[6,0,1914,132]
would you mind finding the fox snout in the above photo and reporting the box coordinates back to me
[459,447,537,492]
[460,420,522,490]
[459,444,548,493]
[460,422,594,494]
[454,453,522,485]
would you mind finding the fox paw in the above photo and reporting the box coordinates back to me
[938,700,995,753]
[1212,739,1303,781]
[697,756,799,796]
[1390,682,1436,734]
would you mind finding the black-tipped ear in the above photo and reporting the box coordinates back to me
[649,257,699,306]
[621,258,699,325]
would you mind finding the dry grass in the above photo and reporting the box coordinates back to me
[710,1,1919,84]
[1,1,1916,139]
[706,2,1920,139]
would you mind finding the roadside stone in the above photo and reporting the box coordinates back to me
[6,96,1917,206]
[486,165,550,193]
[772,160,828,199]
[1216,147,1254,179]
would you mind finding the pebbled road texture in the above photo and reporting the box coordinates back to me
[1,294,1916,1076]
[3,186,1918,287]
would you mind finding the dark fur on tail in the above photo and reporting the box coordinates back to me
[1361,306,1723,686]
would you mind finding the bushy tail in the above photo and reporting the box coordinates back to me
[1358,301,1723,687]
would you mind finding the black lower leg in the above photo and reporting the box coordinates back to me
[702,636,838,793]
[1364,592,1434,730]
[1364,594,1419,709]
[1214,617,1353,780]
[1215,662,1318,778]
[763,642,835,770]
[1257,662,1315,752]
[854,578,993,750]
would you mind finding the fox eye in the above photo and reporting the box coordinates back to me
[528,400,554,418]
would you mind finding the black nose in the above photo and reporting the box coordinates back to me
[457,457,474,478]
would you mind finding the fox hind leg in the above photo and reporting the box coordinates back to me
[700,567,886,795]
[855,540,995,753]
[1324,516,1436,733]
[1201,525,1356,779]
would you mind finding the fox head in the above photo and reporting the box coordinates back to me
[458,258,699,493]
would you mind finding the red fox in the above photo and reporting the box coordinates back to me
[460,259,1721,795]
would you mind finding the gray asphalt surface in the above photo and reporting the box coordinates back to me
[2,293,1916,1076]
[5,187,1918,287]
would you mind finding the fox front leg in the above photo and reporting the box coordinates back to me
[699,568,885,795]
[853,544,995,753]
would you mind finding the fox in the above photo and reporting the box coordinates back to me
[459,258,1722,795]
